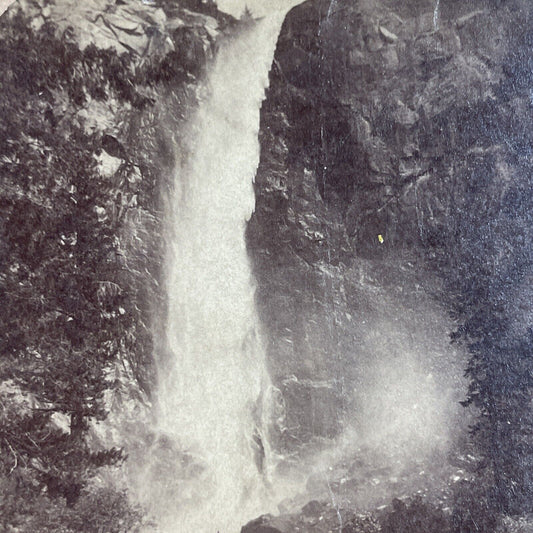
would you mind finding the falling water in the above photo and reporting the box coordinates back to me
[148,12,291,533]
[433,0,440,30]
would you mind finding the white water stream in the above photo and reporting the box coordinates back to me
[148,10,297,533]
[127,3,468,530]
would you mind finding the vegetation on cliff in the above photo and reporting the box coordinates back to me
[0,1,226,529]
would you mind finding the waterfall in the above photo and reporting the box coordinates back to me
[146,12,289,533]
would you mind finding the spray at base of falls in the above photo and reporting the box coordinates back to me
[141,12,291,533]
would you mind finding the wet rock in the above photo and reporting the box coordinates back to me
[379,26,398,43]
[242,526,284,533]
[250,0,533,456]
[302,499,323,516]
[241,515,287,533]
[243,500,381,533]
[278,376,345,446]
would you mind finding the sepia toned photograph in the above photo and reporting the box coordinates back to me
[1,0,532,531]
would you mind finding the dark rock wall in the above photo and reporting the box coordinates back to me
[249,0,533,455]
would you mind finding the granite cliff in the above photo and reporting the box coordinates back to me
[245,0,533,529]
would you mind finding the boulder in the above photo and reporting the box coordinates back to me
[241,515,286,533]
[379,25,398,43]
[16,0,218,61]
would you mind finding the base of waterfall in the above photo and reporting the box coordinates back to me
[239,446,482,533]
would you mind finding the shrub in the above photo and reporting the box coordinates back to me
[380,496,450,533]
[451,480,498,533]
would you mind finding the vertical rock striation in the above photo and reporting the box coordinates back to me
[249,0,533,519]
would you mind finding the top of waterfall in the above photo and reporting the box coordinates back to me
[216,0,303,18]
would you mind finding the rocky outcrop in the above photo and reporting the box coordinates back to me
[254,0,531,259]
[0,3,235,525]
[249,0,533,455]
[241,506,380,533]
[245,0,533,531]
[18,0,219,58]
[244,0,533,527]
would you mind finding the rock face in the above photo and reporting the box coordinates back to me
[0,2,235,521]
[249,0,533,459]
[19,0,219,58]
[253,0,528,260]
[241,505,381,533]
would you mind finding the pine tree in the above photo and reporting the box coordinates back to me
[0,11,139,508]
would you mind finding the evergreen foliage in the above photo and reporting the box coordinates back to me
[435,23,533,513]
[0,9,164,526]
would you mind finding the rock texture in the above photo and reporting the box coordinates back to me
[19,0,219,58]
[249,0,533,451]
[0,3,235,527]
[245,0,533,526]
[241,506,380,533]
